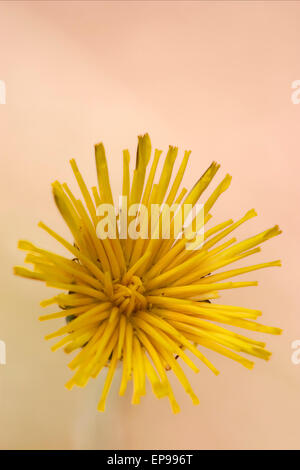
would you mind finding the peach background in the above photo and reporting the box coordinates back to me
[0,0,300,449]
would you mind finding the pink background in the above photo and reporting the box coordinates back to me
[0,1,299,449]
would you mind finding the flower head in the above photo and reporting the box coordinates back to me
[14,134,282,412]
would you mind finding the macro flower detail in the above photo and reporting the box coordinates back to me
[14,134,282,413]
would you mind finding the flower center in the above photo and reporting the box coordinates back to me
[111,275,147,317]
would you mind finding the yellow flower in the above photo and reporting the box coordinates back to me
[14,134,282,413]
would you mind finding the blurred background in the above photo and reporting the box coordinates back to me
[0,0,299,449]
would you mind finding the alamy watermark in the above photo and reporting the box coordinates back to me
[0,80,6,104]
[0,340,6,365]
[291,80,300,104]
[291,340,300,365]
[95,197,205,250]
[0,81,6,363]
